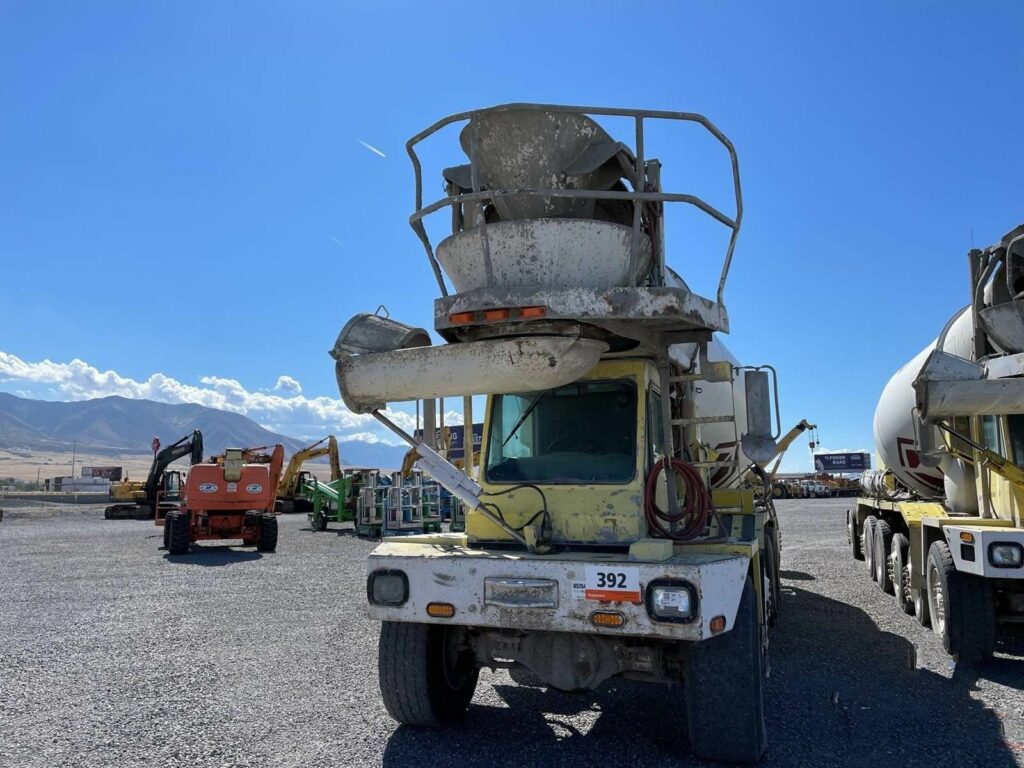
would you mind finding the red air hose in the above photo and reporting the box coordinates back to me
[644,458,713,541]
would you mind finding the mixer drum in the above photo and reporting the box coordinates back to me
[873,308,977,510]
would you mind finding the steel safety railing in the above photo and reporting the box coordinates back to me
[405,103,743,306]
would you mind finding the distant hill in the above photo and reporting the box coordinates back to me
[0,392,413,467]
[0,392,307,456]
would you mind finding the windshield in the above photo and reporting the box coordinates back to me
[485,379,636,484]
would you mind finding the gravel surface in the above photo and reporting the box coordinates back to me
[2,498,1023,767]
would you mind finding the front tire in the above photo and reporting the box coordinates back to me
[257,514,278,552]
[685,576,767,764]
[311,510,328,531]
[763,528,781,627]
[926,540,995,663]
[378,622,479,726]
[166,511,191,555]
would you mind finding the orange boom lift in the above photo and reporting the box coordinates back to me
[162,444,285,556]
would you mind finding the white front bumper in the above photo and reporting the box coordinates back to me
[366,541,751,642]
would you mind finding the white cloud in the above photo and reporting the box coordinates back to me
[339,431,403,446]
[0,350,418,441]
[273,375,302,396]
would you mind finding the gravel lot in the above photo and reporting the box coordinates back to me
[2,498,1023,768]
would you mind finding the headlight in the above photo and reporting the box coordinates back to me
[645,579,697,623]
[367,569,409,605]
[989,543,1024,568]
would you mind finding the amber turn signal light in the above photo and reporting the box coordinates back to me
[590,611,625,628]
[484,308,510,321]
[520,306,546,318]
[448,312,475,325]
[709,615,727,634]
[426,602,456,618]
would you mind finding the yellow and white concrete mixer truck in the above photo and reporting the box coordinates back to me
[330,104,785,763]
[850,223,1024,663]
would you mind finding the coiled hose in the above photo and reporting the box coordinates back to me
[644,458,713,541]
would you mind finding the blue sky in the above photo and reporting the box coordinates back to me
[2,1,1023,469]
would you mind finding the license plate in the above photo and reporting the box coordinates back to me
[572,565,641,602]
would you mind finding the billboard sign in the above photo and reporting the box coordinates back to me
[814,453,871,472]
[414,423,484,460]
[81,466,123,481]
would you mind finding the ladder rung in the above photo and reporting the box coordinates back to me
[668,374,704,382]
[690,461,736,468]
[671,416,735,425]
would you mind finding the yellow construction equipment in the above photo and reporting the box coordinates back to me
[275,435,341,513]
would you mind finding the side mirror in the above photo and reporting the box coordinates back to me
[741,369,779,465]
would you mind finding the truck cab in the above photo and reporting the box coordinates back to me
[474,358,655,546]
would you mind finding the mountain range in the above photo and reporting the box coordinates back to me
[0,392,407,467]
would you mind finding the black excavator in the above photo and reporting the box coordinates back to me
[104,430,204,520]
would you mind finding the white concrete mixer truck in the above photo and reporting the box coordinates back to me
[330,105,785,763]
[849,223,1024,663]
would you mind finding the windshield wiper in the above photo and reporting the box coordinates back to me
[502,390,550,448]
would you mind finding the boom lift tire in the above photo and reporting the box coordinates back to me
[889,533,914,615]
[166,511,191,556]
[874,519,895,594]
[163,519,171,550]
[378,621,479,726]
[257,514,278,553]
[926,540,996,664]
[863,516,878,581]
[312,510,328,532]
[847,510,863,560]
[684,576,767,764]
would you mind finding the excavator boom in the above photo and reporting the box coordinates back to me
[276,435,341,513]
[104,430,203,520]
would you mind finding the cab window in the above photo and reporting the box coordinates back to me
[486,379,637,484]
[981,415,1005,458]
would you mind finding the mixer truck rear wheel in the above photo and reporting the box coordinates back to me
[874,519,895,594]
[848,510,863,560]
[378,621,479,726]
[913,588,930,626]
[889,533,914,615]
[685,575,766,764]
[926,540,996,663]
[863,516,878,581]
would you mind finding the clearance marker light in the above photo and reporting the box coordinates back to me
[590,611,625,628]
[426,602,456,618]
